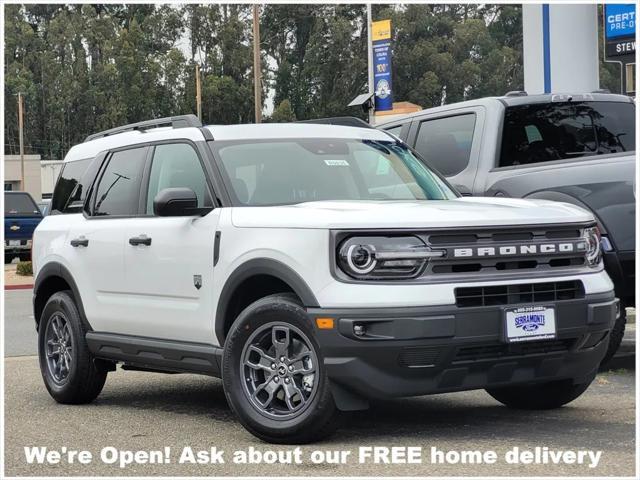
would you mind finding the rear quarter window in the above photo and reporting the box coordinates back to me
[51,158,92,214]
[499,101,636,167]
[4,193,41,217]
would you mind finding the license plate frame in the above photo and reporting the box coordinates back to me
[504,305,557,343]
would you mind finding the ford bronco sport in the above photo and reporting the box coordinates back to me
[33,115,617,443]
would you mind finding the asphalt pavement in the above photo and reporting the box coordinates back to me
[3,289,637,477]
[4,288,37,356]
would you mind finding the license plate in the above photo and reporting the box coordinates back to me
[8,240,20,246]
[505,306,556,343]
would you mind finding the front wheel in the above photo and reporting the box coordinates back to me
[38,291,107,404]
[222,294,338,444]
[486,376,594,410]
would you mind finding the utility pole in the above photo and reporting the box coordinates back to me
[366,3,374,124]
[17,92,25,190]
[252,3,262,123]
[195,64,202,122]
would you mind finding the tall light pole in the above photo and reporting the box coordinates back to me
[366,4,374,124]
[17,92,25,189]
[252,4,262,123]
[195,64,202,122]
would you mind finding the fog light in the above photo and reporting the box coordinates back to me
[353,324,366,336]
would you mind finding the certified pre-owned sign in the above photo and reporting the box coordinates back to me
[604,4,636,59]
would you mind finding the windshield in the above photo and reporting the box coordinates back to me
[499,101,635,167]
[4,193,42,217]
[212,138,457,206]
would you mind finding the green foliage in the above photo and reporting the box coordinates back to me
[16,261,33,276]
[269,99,296,122]
[4,4,622,161]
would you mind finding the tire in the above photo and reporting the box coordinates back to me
[5,254,14,264]
[38,290,107,404]
[222,293,338,444]
[486,376,594,410]
[600,302,626,366]
[19,252,31,262]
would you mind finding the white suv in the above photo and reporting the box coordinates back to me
[33,115,617,443]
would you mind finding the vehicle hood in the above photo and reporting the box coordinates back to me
[230,197,594,229]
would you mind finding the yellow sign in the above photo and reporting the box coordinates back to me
[371,19,391,42]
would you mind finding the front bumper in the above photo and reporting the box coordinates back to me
[308,291,617,402]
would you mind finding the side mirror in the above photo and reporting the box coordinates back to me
[153,187,199,216]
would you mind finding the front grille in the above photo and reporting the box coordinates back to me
[454,339,574,363]
[455,280,584,308]
[422,225,587,277]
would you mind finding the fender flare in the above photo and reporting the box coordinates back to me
[33,262,91,331]
[215,258,319,343]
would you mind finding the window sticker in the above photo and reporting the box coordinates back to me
[324,159,350,166]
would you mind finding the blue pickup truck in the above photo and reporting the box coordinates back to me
[4,191,43,263]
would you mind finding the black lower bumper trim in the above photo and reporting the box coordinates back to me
[309,292,616,401]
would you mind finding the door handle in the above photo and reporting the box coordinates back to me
[70,237,89,248]
[129,235,152,246]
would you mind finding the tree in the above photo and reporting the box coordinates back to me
[269,99,296,122]
[6,4,621,160]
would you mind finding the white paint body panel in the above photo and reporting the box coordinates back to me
[230,197,593,230]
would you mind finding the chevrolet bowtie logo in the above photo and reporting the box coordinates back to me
[10,225,20,231]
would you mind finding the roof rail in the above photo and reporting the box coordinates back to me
[591,88,611,94]
[84,114,202,142]
[296,116,373,129]
[504,90,528,97]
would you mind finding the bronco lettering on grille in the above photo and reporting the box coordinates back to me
[453,242,586,258]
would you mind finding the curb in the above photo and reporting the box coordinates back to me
[5,284,33,290]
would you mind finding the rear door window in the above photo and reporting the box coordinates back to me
[91,147,148,217]
[4,193,41,217]
[499,101,636,167]
[51,159,92,214]
[414,114,476,176]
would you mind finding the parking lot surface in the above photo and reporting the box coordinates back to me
[3,289,636,477]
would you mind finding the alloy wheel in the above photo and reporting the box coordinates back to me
[44,313,73,384]
[241,322,318,420]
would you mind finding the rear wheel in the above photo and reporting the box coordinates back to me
[19,252,31,262]
[38,291,107,404]
[486,376,594,410]
[5,254,14,264]
[222,293,338,444]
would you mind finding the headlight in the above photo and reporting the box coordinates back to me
[582,226,602,267]
[337,235,443,280]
